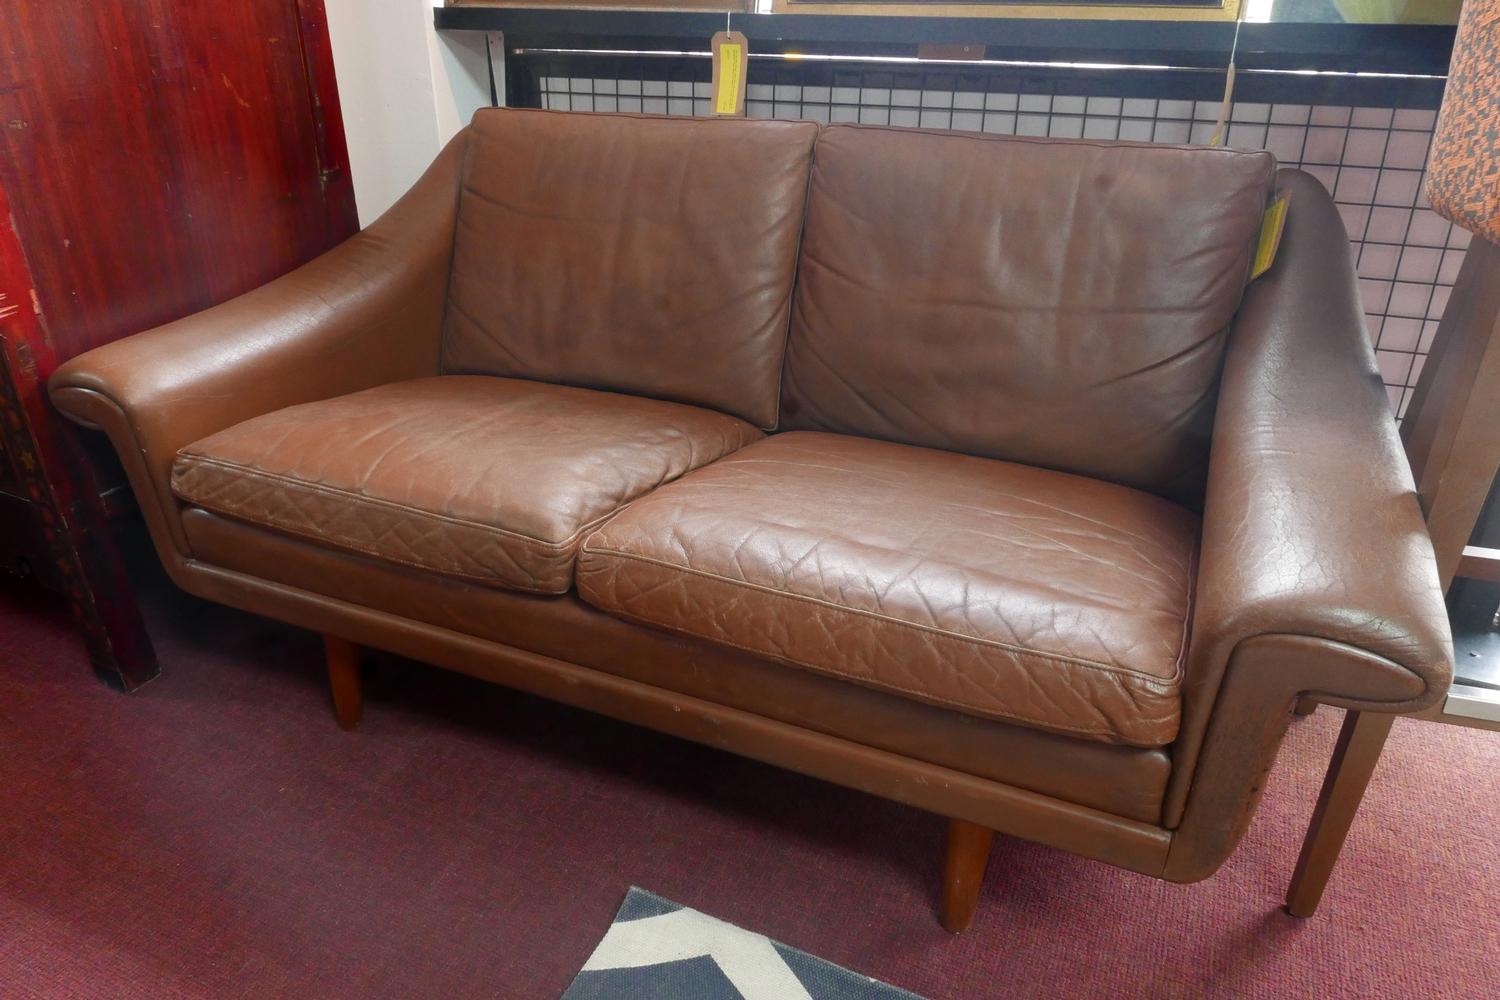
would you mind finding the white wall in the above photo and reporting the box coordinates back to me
[324,0,494,226]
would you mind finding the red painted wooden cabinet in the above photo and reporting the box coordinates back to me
[0,1,358,688]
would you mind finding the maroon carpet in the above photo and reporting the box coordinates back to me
[2,574,1496,999]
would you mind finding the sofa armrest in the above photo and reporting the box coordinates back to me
[1190,168,1455,708]
[1159,167,1454,849]
[49,129,471,558]
[1188,167,1453,714]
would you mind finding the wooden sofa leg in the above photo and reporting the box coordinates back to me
[1294,696,1318,717]
[1284,709,1395,917]
[324,634,363,731]
[942,818,994,933]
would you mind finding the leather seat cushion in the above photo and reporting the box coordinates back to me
[578,431,1200,747]
[171,376,761,594]
[181,507,1175,824]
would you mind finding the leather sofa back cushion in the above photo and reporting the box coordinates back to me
[441,109,818,429]
[781,125,1276,506]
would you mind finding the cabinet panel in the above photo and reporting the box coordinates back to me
[0,0,356,361]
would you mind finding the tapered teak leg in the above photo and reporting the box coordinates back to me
[1285,709,1395,917]
[324,634,363,731]
[942,818,994,933]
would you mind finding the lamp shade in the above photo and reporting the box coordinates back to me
[1427,0,1500,242]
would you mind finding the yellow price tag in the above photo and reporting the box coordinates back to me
[1252,191,1291,280]
[711,31,747,117]
[715,44,743,115]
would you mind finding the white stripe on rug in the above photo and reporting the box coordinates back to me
[581,906,815,1000]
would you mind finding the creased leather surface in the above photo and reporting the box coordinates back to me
[182,508,1173,823]
[1163,169,1454,827]
[578,431,1199,747]
[782,125,1275,508]
[172,376,760,594]
[442,109,817,429]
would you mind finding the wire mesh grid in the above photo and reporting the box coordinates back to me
[525,57,1461,417]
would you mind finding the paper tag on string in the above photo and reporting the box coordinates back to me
[711,31,748,117]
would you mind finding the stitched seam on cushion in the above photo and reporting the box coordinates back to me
[437,127,476,374]
[582,546,1182,690]
[582,572,1158,744]
[188,506,571,595]
[175,453,604,554]
[770,131,820,432]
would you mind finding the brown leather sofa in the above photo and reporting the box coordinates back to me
[48,109,1453,930]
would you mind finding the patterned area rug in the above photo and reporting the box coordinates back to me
[562,888,925,1000]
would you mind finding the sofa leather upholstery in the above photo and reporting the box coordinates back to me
[180,507,1174,823]
[47,109,1454,891]
[1163,168,1454,830]
[442,112,817,429]
[578,431,1197,747]
[172,376,761,594]
[782,125,1276,508]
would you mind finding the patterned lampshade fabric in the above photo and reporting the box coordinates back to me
[1427,0,1500,242]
